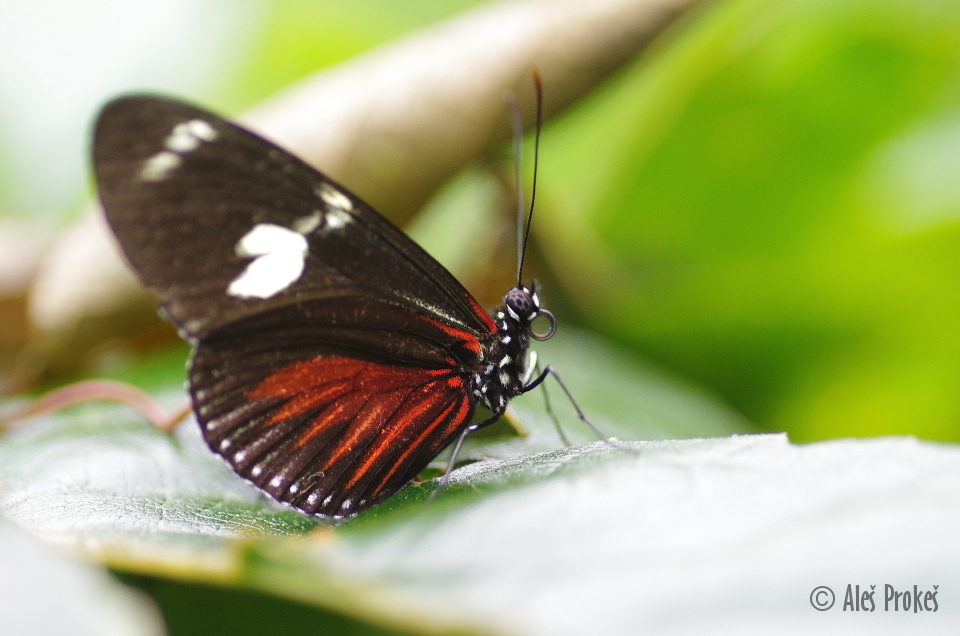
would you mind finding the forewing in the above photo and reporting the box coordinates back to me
[93,95,496,341]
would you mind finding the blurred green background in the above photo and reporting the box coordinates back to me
[3,1,960,633]
[4,0,960,443]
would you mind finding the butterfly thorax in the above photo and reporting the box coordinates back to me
[470,285,553,414]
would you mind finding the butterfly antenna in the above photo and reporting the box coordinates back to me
[505,91,525,283]
[516,69,543,288]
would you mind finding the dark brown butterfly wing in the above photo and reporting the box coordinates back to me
[93,95,496,342]
[191,329,474,516]
[187,297,485,516]
[93,95,500,517]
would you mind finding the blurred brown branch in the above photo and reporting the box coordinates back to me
[23,0,702,382]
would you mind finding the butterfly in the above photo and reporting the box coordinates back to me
[93,91,611,518]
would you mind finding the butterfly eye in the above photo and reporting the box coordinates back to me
[505,288,537,320]
[529,308,556,341]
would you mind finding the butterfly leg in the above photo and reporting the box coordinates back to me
[428,413,501,502]
[533,359,571,446]
[523,365,637,454]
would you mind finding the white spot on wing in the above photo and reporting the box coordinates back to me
[228,224,308,299]
[307,492,319,505]
[166,119,218,152]
[325,208,351,230]
[140,151,181,181]
[140,118,217,182]
[251,465,263,478]
[166,127,198,152]
[233,224,301,257]
[187,119,217,141]
[317,182,353,211]
[293,211,323,234]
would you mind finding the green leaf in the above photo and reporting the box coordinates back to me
[3,342,958,632]
[0,329,742,551]
[313,434,960,634]
[0,403,321,560]
[0,328,745,631]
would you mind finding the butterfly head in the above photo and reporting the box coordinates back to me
[505,282,556,341]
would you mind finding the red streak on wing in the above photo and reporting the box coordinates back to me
[318,387,407,468]
[261,381,353,426]
[250,357,367,399]
[354,363,449,390]
[344,375,466,490]
[371,386,472,495]
[467,295,497,333]
[248,356,459,453]
[296,391,367,447]
[419,316,483,357]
